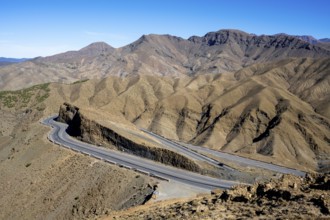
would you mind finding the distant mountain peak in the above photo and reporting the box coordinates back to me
[135,33,177,43]
[33,41,115,63]
[4,28,329,78]
[80,42,114,52]
[186,29,330,51]
[319,38,330,43]
[188,29,251,45]
[135,34,152,43]
[294,35,319,44]
[123,33,185,53]
[0,57,31,66]
[1,28,330,92]
[274,34,327,45]
[215,29,250,35]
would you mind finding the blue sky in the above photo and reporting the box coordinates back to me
[1,0,329,58]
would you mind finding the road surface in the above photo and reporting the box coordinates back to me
[41,115,240,190]
[141,128,234,170]
[142,130,305,177]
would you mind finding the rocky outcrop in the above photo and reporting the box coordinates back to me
[57,103,200,172]
[111,173,330,219]
[215,173,330,216]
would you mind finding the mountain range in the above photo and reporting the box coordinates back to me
[1,29,330,90]
[0,29,329,172]
[0,30,330,170]
[0,57,31,67]
[0,28,330,219]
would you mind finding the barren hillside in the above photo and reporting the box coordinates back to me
[1,29,330,91]
[0,90,156,220]
[0,28,330,219]
[21,58,324,172]
[107,173,330,219]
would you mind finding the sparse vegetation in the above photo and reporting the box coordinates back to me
[36,105,46,111]
[25,163,31,167]
[72,79,89,84]
[0,28,329,220]
[0,83,50,109]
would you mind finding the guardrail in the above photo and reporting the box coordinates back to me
[149,173,170,182]
[134,168,150,176]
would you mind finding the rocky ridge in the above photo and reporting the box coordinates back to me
[57,102,201,173]
[108,173,330,219]
[1,29,330,90]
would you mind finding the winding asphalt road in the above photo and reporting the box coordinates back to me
[140,128,234,170]
[41,115,239,190]
[142,130,306,177]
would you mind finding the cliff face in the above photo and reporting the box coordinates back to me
[57,103,200,172]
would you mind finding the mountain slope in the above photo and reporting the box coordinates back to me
[234,58,330,118]
[25,58,328,172]
[1,29,330,91]
[292,36,330,50]
[36,42,115,63]
[1,28,330,220]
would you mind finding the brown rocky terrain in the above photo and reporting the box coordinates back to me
[107,173,330,219]
[37,59,329,172]
[0,28,329,219]
[57,102,201,173]
[0,90,156,220]
[1,58,329,172]
[292,35,330,50]
[56,102,271,183]
[1,29,330,91]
